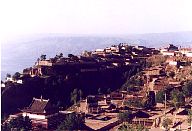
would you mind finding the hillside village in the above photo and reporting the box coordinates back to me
[1,44,192,131]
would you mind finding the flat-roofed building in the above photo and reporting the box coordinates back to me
[186,52,192,57]
[162,51,175,56]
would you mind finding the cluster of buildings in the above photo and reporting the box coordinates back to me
[3,44,160,86]
[4,76,23,84]
[160,44,192,57]
[5,87,191,131]
[2,44,192,130]
[5,91,191,130]
[21,44,158,77]
[66,43,192,130]
[2,44,159,89]
[161,44,192,67]
[67,89,191,130]
[1,76,23,90]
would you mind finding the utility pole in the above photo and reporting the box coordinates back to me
[190,107,192,131]
[146,74,150,93]
[164,92,167,118]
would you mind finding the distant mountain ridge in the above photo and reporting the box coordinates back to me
[1,31,192,80]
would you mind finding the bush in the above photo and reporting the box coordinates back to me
[122,76,143,92]
[124,99,144,108]
[188,109,192,125]
[57,113,84,130]
[118,111,133,123]
[162,118,172,130]
[156,90,165,103]
[12,72,21,80]
[182,81,192,97]
[2,116,32,131]
[169,71,175,78]
[146,55,167,66]
[118,124,133,131]
[170,89,185,108]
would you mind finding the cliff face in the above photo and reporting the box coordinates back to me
[2,77,45,117]
[2,64,141,117]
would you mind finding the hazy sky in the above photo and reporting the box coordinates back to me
[1,0,192,41]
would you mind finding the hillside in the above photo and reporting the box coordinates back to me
[2,63,143,118]
[1,31,192,79]
[2,43,153,117]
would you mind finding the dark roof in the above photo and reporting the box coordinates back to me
[22,98,54,114]
[133,111,151,118]
[30,98,49,111]
[177,109,188,115]
[184,104,192,109]
[87,96,98,104]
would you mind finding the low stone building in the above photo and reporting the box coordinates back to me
[79,95,112,114]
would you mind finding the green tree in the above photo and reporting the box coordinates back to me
[107,88,111,94]
[37,57,40,62]
[169,71,175,78]
[1,122,10,131]
[59,53,63,58]
[188,109,192,128]
[57,100,62,107]
[144,91,156,109]
[7,116,32,131]
[68,54,74,58]
[156,90,165,103]
[82,50,91,57]
[98,88,102,95]
[121,76,143,92]
[12,72,21,80]
[170,89,185,108]
[23,116,32,130]
[118,124,148,131]
[78,89,83,100]
[57,113,83,131]
[146,55,167,67]
[55,53,64,59]
[137,124,149,131]
[6,73,11,78]
[40,54,46,60]
[146,61,152,68]
[182,81,192,97]
[118,124,134,131]
[118,124,128,131]
[71,88,78,105]
[162,118,172,130]
[118,111,133,123]
[124,99,144,108]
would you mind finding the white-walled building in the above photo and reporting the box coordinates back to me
[22,97,61,129]
[186,52,192,57]
[1,83,5,88]
[16,80,23,84]
[162,51,175,56]
[169,61,178,66]
[6,77,13,82]
[179,48,192,55]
